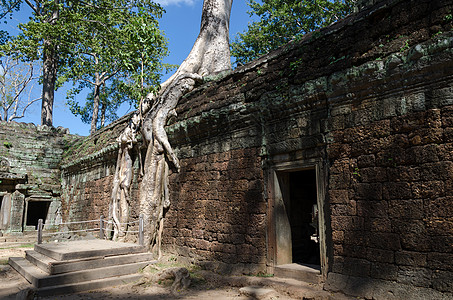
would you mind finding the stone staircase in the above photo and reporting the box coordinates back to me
[8,239,154,296]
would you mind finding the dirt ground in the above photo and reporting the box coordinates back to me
[1,266,263,300]
[0,246,33,300]
[0,247,299,300]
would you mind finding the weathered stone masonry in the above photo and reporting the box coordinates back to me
[60,117,144,231]
[10,0,452,299]
[161,3,453,299]
[0,123,78,232]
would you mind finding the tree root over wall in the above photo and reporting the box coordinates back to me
[109,0,233,256]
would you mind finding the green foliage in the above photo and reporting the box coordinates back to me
[1,0,169,130]
[67,82,123,129]
[3,141,12,148]
[1,0,71,61]
[0,30,9,45]
[231,0,354,65]
[59,0,170,130]
[400,39,410,52]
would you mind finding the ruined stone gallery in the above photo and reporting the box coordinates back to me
[1,0,452,299]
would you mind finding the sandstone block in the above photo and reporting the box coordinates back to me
[343,257,370,277]
[389,199,423,219]
[329,189,350,204]
[397,266,432,288]
[432,270,453,292]
[367,248,395,263]
[371,262,398,280]
[357,200,388,218]
[383,182,412,200]
[354,183,383,200]
[395,250,427,267]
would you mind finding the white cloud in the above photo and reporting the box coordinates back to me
[155,0,196,6]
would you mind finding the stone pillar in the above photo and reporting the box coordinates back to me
[44,197,61,230]
[0,193,11,230]
[9,191,25,232]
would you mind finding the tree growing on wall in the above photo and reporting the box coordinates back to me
[231,0,354,65]
[110,0,232,253]
[0,54,41,122]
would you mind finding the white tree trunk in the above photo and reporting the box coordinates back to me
[111,0,232,251]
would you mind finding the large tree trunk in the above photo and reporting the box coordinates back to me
[100,102,106,128]
[40,3,59,127]
[100,83,107,128]
[40,41,58,127]
[90,75,101,135]
[111,0,232,253]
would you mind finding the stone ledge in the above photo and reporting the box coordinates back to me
[61,143,118,170]
[0,172,26,181]
[325,272,453,300]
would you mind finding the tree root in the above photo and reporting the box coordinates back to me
[138,266,191,294]
[111,0,233,254]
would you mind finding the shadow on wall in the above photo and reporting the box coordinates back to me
[326,96,452,298]
[164,146,266,275]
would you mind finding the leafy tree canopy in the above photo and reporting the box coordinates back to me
[231,0,355,65]
[1,0,171,131]
[67,83,121,128]
[60,0,171,132]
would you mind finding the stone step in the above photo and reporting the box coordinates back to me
[274,263,322,284]
[0,235,37,244]
[34,239,146,261]
[0,233,53,246]
[9,256,49,288]
[36,273,142,297]
[26,250,155,274]
[9,256,150,288]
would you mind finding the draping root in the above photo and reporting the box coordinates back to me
[111,0,233,252]
[110,142,134,241]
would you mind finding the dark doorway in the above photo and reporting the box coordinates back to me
[289,169,320,265]
[26,201,50,228]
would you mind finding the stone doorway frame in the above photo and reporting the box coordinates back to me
[23,197,52,231]
[265,158,329,279]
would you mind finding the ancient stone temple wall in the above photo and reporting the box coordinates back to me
[0,123,78,232]
[60,116,142,227]
[58,0,453,298]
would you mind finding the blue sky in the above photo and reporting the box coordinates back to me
[1,0,253,136]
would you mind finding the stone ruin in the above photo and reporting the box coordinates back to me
[1,0,453,298]
[0,124,78,233]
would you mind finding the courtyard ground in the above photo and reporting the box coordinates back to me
[0,246,355,300]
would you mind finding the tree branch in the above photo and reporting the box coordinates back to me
[77,0,133,11]
[101,68,119,82]
[9,95,41,121]
[0,0,24,19]
[23,0,40,16]
[80,77,96,86]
